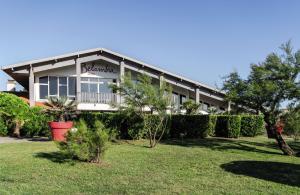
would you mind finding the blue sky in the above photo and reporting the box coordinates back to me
[0,0,300,91]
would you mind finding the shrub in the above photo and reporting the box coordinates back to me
[170,115,210,138]
[0,117,8,136]
[215,115,241,138]
[240,115,265,137]
[144,114,171,140]
[0,92,30,137]
[208,115,217,136]
[22,107,52,137]
[59,119,109,163]
[283,110,300,141]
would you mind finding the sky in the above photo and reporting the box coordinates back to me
[0,0,300,91]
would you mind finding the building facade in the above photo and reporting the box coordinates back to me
[1,48,229,112]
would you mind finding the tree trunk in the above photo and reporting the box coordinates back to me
[265,123,294,156]
[13,120,23,138]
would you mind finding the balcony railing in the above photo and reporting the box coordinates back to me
[79,92,117,104]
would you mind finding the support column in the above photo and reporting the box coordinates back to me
[120,61,125,82]
[76,58,81,102]
[227,100,231,112]
[195,87,200,104]
[29,65,35,107]
[159,74,164,89]
[119,61,125,104]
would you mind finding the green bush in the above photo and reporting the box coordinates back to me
[170,115,211,138]
[22,107,52,137]
[59,119,109,163]
[144,114,171,139]
[208,115,217,136]
[78,112,145,140]
[0,117,8,136]
[0,92,30,137]
[215,115,241,138]
[240,115,265,137]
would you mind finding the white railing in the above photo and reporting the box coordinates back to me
[79,92,117,104]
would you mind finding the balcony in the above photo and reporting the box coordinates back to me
[79,92,118,104]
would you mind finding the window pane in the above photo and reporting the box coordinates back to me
[68,77,76,96]
[99,82,112,93]
[39,76,48,84]
[81,77,89,81]
[90,83,98,93]
[59,77,67,85]
[81,83,89,92]
[90,78,99,82]
[49,76,58,95]
[180,95,186,105]
[40,85,48,99]
[59,86,67,97]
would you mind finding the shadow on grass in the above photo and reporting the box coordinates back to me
[221,161,300,187]
[34,152,75,165]
[162,138,284,155]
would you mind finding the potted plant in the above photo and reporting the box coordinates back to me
[45,96,77,141]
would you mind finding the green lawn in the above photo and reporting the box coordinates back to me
[0,136,299,194]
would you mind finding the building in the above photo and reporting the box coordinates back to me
[1,48,229,112]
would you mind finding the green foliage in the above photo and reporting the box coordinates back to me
[22,106,52,137]
[0,116,8,136]
[240,115,265,137]
[208,115,217,136]
[170,115,211,138]
[45,96,77,122]
[0,92,30,137]
[59,119,109,163]
[181,100,200,115]
[222,41,300,126]
[283,109,300,141]
[215,115,241,138]
[111,72,172,147]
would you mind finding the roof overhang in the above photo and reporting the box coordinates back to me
[1,48,225,98]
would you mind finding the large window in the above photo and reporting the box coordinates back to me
[80,77,116,94]
[39,76,76,100]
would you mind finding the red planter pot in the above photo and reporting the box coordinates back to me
[49,121,73,141]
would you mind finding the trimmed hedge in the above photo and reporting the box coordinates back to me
[215,115,241,138]
[77,112,265,139]
[0,116,8,136]
[240,115,265,137]
[170,115,211,138]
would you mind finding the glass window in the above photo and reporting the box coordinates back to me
[180,95,186,105]
[40,85,48,99]
[99,80,112,93]
[68,77,76,96]
[81,77,89,81]
[39,76,48,84]
[172,92,179,108]
[90,83,98,93]
[49,76,58,95]
[90,78,99,82]
[59,77,67,85]
[81,83,89,93]
[59,86,67,97]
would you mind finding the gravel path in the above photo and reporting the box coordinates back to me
[0,137,50,144]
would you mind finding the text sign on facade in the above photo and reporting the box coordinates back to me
[81,62,118,75]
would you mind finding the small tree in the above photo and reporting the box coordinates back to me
[0,93,30,137]
[111,72,172,148]
[59,119,109,163]
[45,96,77,122]
[181,100,200,115]
[222,41,300,155]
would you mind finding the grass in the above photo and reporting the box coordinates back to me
[0,136,300,194]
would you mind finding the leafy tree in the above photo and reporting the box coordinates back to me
[111,72,172,148]
[181,100,200,115]
[0,92,30,137]
[222,41,300,155]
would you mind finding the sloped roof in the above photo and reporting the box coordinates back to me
[1,48,225,95]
